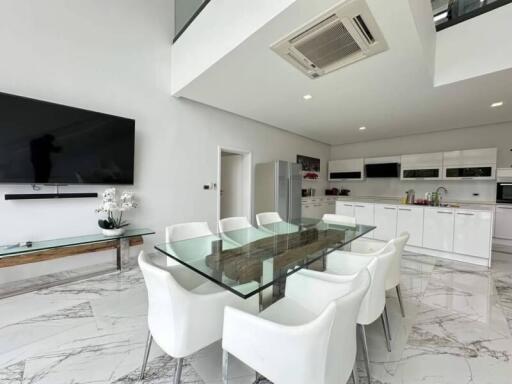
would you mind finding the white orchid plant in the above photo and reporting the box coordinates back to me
[96,188,137,230]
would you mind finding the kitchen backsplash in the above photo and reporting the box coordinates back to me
[329,178,496,203]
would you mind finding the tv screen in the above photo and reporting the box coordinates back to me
[0,92,135,185]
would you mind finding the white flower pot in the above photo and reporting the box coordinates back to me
[102,228,125,237]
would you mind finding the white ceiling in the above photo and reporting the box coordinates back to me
[174,0,512,145]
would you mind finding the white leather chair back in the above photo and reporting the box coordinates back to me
[357,245,395,325]
[165,222,213,243]
[219,217,252,233]
[386,232,409,290]
[256,212,282,226]
[165,222,215,266]
[322,213,356,226]
[139,251,194,357]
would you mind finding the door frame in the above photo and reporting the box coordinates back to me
[217,146,253,231]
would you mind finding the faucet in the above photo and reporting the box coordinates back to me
[435,186,448,205]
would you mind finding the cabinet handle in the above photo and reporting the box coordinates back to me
[355,205,365,208]
[457,212,475,216]
[344,204,353,207]
[384,207,396,210]
[462,177,474,180]
[497,206,512,210]
[437,211,453,214]
[399,208,412,211]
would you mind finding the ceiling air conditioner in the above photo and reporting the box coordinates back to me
[271,0,388,79]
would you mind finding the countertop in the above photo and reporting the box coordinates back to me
[302,195,496,212]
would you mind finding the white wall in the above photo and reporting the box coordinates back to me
[435,3,512,85]
[330,122,512,202]
[0,0,329,276]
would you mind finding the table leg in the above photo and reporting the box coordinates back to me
[116,238,130,271]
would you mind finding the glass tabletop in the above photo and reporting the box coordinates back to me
[155,218,375,299]
[0,228,155,258]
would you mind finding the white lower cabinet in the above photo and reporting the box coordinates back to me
[423,208,454,252]
[396,206,424,247]
[454,210,492,258]
[336,202,355,217]
[495,205,512,240]
[373,204,397,241]
[353,203,374,238]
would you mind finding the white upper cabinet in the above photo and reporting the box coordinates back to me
[453,209,493,259]
[396,205,424,246]
[423,208,455,252]
[400,152,443,180]
[328,158,364,181]
[442,148,497,180]
[373,204,397,241]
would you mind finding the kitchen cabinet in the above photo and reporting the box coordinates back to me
[453,209,492,258]
[328,158,364,181]
[373,204,397,241]
[396,206,424,247]
[336,201,355,217]
[495,205,512,240]
[442,148,497,180]
[401,152,443,180]
[353,202,374,238]
[423,208,454,252]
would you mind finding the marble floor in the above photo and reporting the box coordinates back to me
[1,250,512,384]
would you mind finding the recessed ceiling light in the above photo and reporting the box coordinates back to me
[359,126,367,131]
[491,101,504,108]
[303,94,312,100]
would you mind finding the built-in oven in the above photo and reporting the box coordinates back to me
[497,182,512,204]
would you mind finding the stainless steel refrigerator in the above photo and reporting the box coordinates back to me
[254,160,302,222]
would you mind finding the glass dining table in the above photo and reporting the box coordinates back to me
[155,218,375,306]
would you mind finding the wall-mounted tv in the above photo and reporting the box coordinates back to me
[0,92,135,185]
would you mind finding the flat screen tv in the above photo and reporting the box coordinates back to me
[0,92,135,185]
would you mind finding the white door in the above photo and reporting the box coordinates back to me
[495,206,512,240]
[454,210,492,258]
[326,198,336,214]
[354,203,374,238]
[396,206,424,247]
[373,204,397,241]
[220,153,243,219]
[303,203,314,218]
[423,208,454,252]
[336,202,355,217]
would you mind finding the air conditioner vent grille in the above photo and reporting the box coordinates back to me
[271,0,388,79]
[294,18,361,69]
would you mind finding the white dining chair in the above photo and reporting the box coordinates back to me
[322,213,357,227]
[256,212,282,226]
[138,251,258,383]
[344,232,410,317]
[165,222,215,266]
[319,243,396,381]
[219,217,252,233]
[222,268,371,384]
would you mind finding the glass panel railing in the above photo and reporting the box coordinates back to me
[433,0,512,31]
[174,0,210,43]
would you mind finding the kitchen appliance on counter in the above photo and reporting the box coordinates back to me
[325,188,339,196]
[255,161,302,222]
[405,189,415,204]
[302,188,316,197]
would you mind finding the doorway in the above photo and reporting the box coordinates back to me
[217,147,252,227]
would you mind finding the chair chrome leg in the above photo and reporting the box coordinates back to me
[396,284,405,317]
[174,358,183,384]
[384,304,392,340]
[222,350,229,384]
[381,313,392,352]
[351,368,359,384]
[358,324,371,382]
[139,331,153,380]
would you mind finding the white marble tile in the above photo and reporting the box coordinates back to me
[0,254,511,384]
